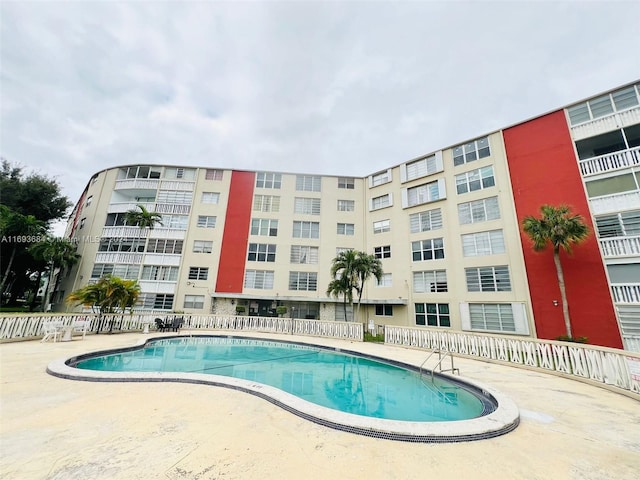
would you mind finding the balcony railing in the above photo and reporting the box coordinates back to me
[570,105,640,141]
[107,202,155,214]
[589,191,640,215]
[95,252,144,264]
[160,180,195,191]
[142,253,182,266]
[138,281,177,293]
[102,226,185,240]
[155,203,191,214]
[114,179,160,190]
[612,284,640,304]
[599,236,640,257]
[579,146,640,177]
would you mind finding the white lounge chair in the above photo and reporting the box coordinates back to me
[41,321,63,343]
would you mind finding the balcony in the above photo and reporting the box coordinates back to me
[95,252,144,264]
[155,203,191,215]
[611,283,640,304]
[107,202,155,214]
[570,105,640,141]
[114,179,160,190]
[102,226,185,239]
[139,281,177,294]
[599,236,640,258]
[160,180,195,191]
[143,253,181,266]
[589,191,640,215]
[578,146,640,177]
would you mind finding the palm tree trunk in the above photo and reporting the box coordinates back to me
[553,248,572,338]
[0,246,17,300]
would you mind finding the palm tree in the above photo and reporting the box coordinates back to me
[124,204,163,232]
[329,250,384,322]
[522,205,589,339]
[67,275,141,333]
[327,275,352,321]
[29,236,81,311]
[353,251,383,323]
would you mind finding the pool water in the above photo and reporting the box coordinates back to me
[74,337,490,422]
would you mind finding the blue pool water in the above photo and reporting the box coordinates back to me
[73,336,492,422]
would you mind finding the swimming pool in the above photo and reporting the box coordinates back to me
[48,335,520,442]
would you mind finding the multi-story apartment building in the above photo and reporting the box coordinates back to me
[57,81,640,351]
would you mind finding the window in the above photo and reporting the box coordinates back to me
[337,200,355,212]
[402,153,443,181]
[337,223,354,235]
[164,167,195,180]
[338,177,355,189]
[146,239,183,254]
[205,169,223,180]
[468,303,515,332]
[188,267,208,280]
[256,172,282,189]
[403,179,446,207]
[373,219,390,234]
[458,197,501,224]
[453,137,490,166]
[193,240,213,253]
[585,173,638,198]
[376,273,392,287]
[374,245,391,259]
[157,190,192,204]
[161,214,188,229]
[462,230,506,256]
[148,293,174,310]
[295,175,321,192]
[595,210,640,237]
[409,208,442,233]
[415,303,450,327]
[85,196,93,207]
[184,295,204,309]
[375,305,393,316]
[79,218,86,229]
[455,166,495,194]
[412,238,445,261]
[370,169,391,187]
[290,245,319,264]
[413,270,447,293]
[370,194,392,211]
[253,194,280,212]
[288,272,318,291]
[465,266,511,292]
[251,218,278,236]
[118,165,162,179]
[91,264,140,279]
[201,192,220,204]
[294,197,321,215]
[567,85,640,126]
[141,265,179,281]
[244,270,274,289]
[247,243,276,262]
[197,216,217,228]
[98,238,145,252]
[293,221,320,238]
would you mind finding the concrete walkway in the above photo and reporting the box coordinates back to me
[1,331,638,480]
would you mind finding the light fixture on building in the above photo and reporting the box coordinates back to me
[552,300,559,306]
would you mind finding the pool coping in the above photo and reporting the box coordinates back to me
[46,335,520,443]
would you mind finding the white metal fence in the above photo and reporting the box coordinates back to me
[0,313,363,342]
[385,326,640,397]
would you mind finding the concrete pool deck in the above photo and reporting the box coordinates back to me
[1,331,639,480]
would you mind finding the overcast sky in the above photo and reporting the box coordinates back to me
[1,1,639,233]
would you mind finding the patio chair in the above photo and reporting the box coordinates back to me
[170,316,184,332]
[41,321,62,343]
[154,318,169,332]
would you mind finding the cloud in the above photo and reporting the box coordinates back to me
[1,0,639,223]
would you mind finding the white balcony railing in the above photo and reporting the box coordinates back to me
[160,180,195,191]
[589,191,640,215]
[102,226,149,238]
[612,284,640,304]
[599,236,640,258]
[570,105,640,141]
[94,252,144,264]
[579,146,640,177]
[154,203,191,215]
[142,253,182,266]
[114,179,160,190]
[138,281,177,294]
[107,202,155,214]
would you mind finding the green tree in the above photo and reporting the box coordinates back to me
[522,205,589,339]
[329,250,384,322]
[124,204,163,231]
[29,236,81,311]
[67,275,141,332]
[326,275,352,321]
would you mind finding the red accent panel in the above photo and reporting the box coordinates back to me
[215,171,255,293]
[503,111,622,348]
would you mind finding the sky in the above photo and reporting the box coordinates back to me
[1,1,639,235]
